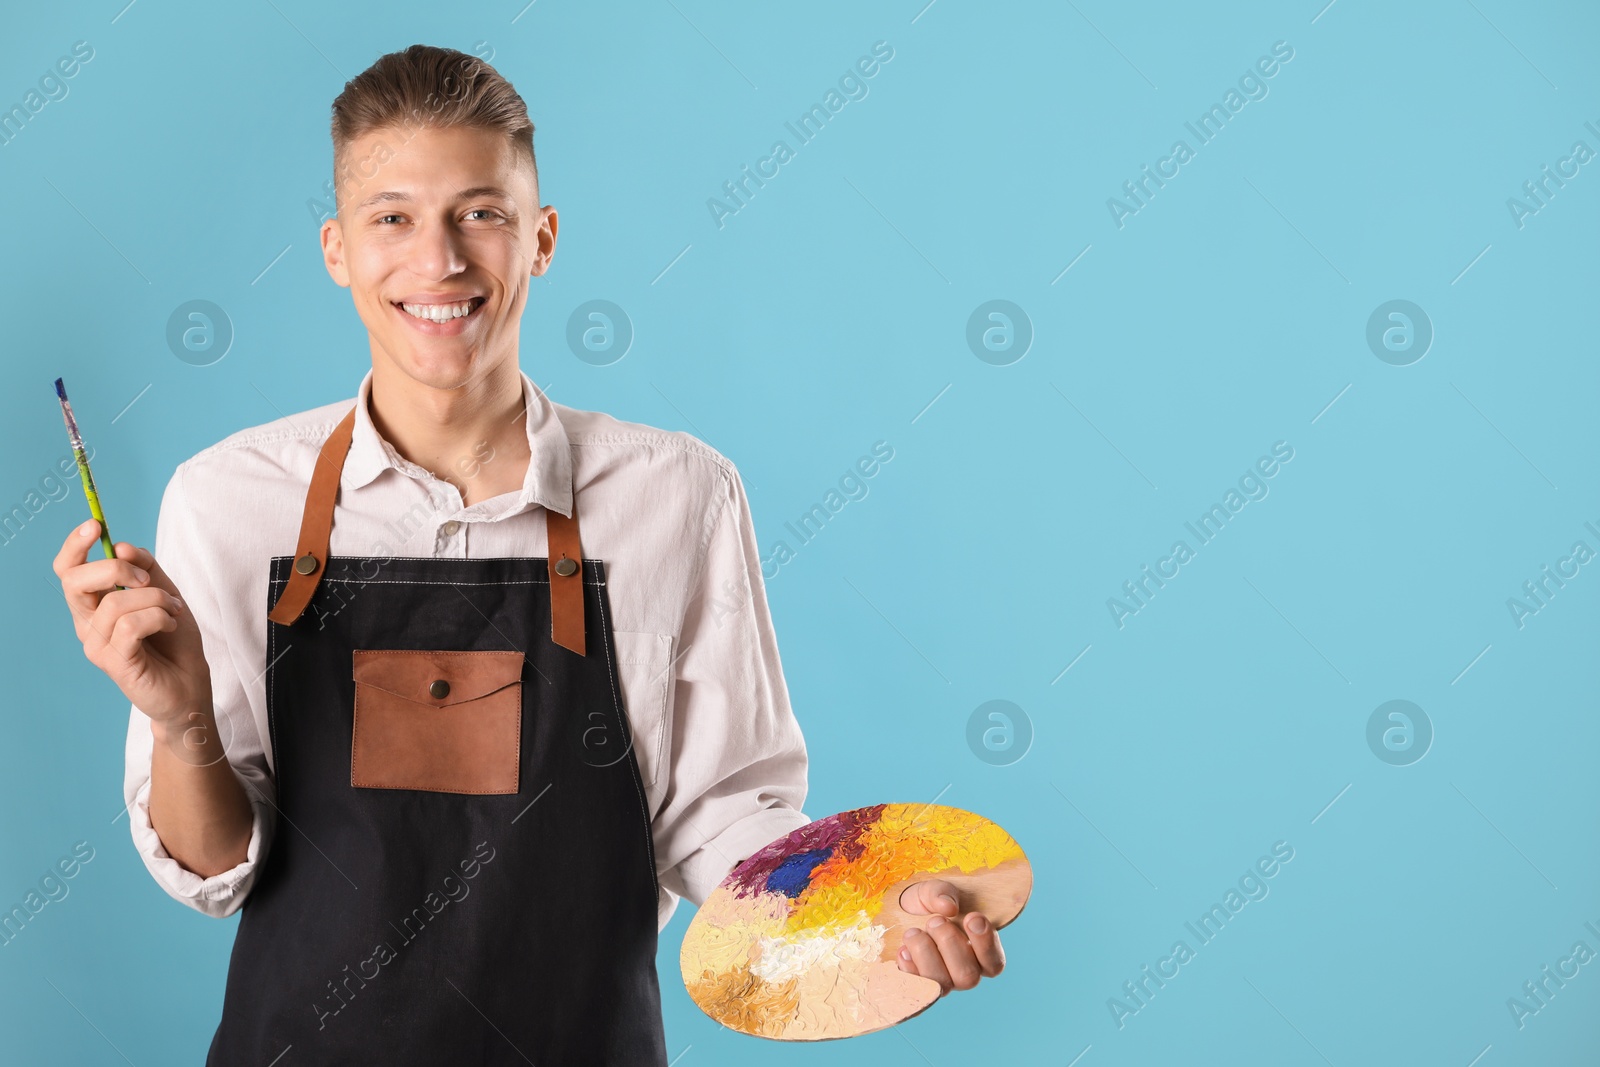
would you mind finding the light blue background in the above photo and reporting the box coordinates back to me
[2,1,1596,1063]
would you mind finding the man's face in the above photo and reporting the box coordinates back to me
[320,123,556,392]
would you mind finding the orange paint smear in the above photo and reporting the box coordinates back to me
[785,803,1023,933]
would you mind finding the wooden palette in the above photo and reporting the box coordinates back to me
[679,803,1032,1040]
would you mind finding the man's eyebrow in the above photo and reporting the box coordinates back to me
[354,191,411,209]
[455,186,517,201]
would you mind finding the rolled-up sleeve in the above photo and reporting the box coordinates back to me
[653,459,811,912]
[122,463,276,918]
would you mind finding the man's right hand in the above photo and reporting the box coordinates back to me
[53,518,213,731]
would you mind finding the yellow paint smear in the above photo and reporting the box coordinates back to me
[787,803,1023,933]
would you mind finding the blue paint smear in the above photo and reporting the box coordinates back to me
[764,848,833,898]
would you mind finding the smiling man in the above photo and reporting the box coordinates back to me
[52,44,1002,1063]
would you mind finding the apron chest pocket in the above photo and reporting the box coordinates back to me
[351,650,525,794]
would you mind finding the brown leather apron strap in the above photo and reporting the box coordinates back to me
[267,403,588,656]
[546,505,585,657]
[267,407,357,627]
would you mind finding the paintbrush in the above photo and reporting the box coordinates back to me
[54,377,120,569]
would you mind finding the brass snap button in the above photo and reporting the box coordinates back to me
[429,679,450,700]
[554,557,578,577]
[294,553,319,575]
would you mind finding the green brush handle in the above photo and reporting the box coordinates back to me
[74,448,117,561]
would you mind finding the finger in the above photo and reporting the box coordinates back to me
[963,912,1007,977]
[84,589,178,666]
[52,519,103,579]
[66,564,163,650]
[87,586,175,641]
[924,914,983,991]
[901,926,953,996]
[52,519,99,576]
[61,555,154,607]
[115,544,179,596]
[899,879,961,918]
[108,604,178,662]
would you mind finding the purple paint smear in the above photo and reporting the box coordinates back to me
[726,804,886,899]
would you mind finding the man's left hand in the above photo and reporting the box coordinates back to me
[894,879,1006,995]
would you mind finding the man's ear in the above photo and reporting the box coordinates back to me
[530,205,558,278]
[321,217,351,287]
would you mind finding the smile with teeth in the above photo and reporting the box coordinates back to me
[397,297,485,322]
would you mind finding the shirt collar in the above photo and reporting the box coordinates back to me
[341,368,574,518]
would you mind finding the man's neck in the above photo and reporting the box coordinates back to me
[367,361,533,507]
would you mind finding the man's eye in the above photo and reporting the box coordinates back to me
[376,214,405,225]
[465,209,499,221]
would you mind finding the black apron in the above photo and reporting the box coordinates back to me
[205,406,668,1065]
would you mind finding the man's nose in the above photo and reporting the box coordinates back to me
[410,218,467,278]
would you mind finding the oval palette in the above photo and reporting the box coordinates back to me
[679,803,1032,1040]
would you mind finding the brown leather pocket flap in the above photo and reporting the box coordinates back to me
[352,649,525,707]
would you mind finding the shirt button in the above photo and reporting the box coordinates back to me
[440,521,461,536]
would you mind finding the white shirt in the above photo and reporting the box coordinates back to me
[123,368,810,932]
